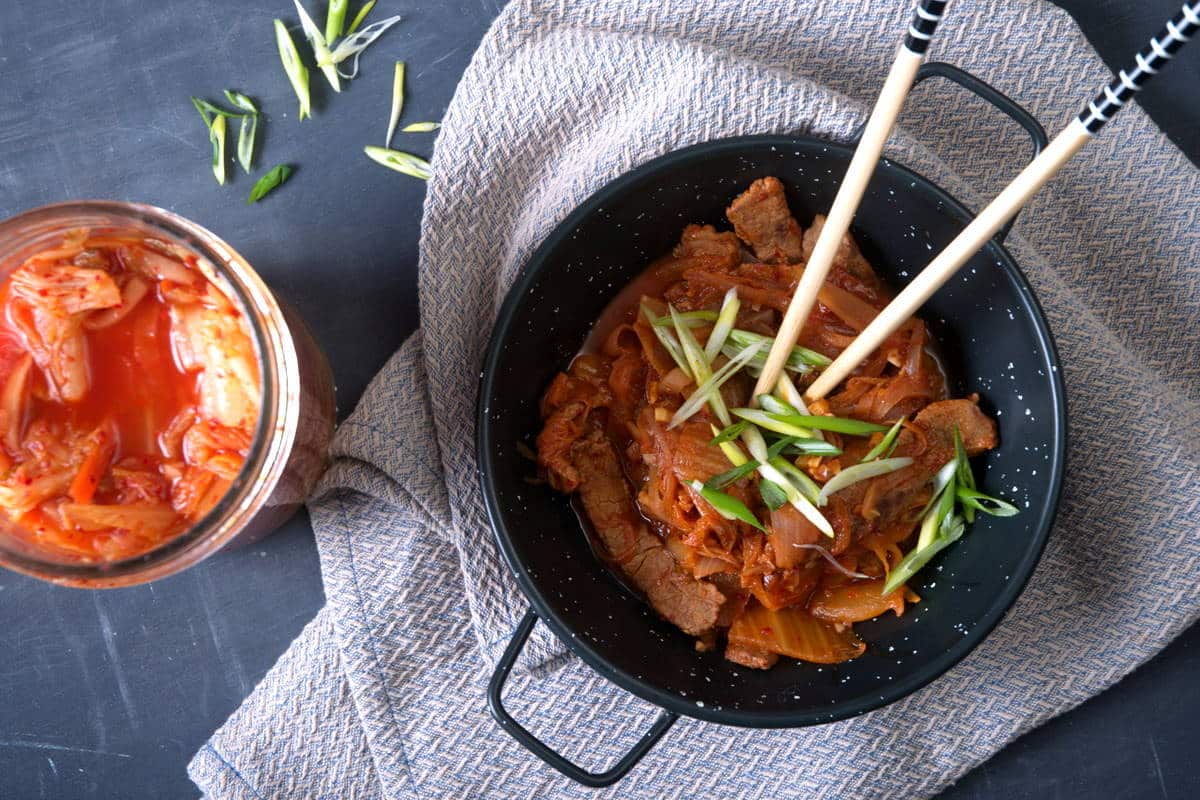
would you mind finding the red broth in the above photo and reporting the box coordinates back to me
[0,230,261,562]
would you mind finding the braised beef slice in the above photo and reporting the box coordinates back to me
[673,224,744,267]
[572,431,725,637]
[726,177,805,264]
[802,214,876,282]
[725,641,779,670]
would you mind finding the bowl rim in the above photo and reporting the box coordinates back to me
[476,133,1067,728]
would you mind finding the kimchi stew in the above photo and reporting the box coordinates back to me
[537,177,1017,669]
[0,228,260,563]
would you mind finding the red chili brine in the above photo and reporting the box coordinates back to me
[0,202,335,585]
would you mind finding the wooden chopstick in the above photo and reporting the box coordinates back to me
[804,1,1200,402]
[752,0,952,399]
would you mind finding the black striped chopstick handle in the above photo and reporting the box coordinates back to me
[1078,1,1199,134]
[903,0,950,54]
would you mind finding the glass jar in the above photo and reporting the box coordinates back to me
[0,201,335,587]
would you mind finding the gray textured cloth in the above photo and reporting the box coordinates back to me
[189,0,1200,797]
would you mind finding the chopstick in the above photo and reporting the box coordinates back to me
[752,0,952,399]
[804,0,1200,402]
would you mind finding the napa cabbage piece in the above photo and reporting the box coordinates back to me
[61,503,179,538]
[728,602,865,664]
[169,298,261,430]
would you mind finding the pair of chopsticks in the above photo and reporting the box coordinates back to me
[753,0,1200,404]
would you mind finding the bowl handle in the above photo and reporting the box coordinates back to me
[487,609,678,788]
[851,61,1049,243]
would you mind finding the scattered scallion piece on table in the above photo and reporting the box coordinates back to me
[223,90,259,174]
[209,114,228,185]
[385,61,406,147]
[322,15,403,79]
[274,19,312,120]
[816,457,913,505]
[703,288,739,362]
[363,145,431,179]
[346,0,376,35]
[191,96,249,121]
[860,416,905,463]
[688,480,764,532]
[401,121,441,132]
[294,0,341,92]
[325,0,349,41]
[247,164,294,203]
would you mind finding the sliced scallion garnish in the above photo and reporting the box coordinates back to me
[275,19,312,120]
[325,0,349,41]
[815,457,913,505]
[703,288,739,362]
[224,90,259,174]
[346,0,376,34]
[861,417,905,463]
[709,420,748,446]
[727,329,831,369]
[768,456,822,504]
[955,487,1019,517]
[364,146,431,179]
[882,514,965,595]
[757,394,800,417]
[730,408,814,438]
[294,0,341,92]
[247,164,293,203]
[689,480,764,532]
[776,414,889,436]
[322,15,403,79]
[670,305,710,380]
[209,114,228,185]
[704,461,760,491]
[766,436,841,459]
[759,479,788,510]
[641,302,690,375]
[774,372,825,442]
[401,121,441,132]
[651,310,717,328]
[668,341,762,429]
[385,61,406,147]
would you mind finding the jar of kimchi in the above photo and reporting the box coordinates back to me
[0,202,335,587]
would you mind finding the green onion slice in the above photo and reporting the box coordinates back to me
[731,408,814,438]
[918,469,957,549]
[346,0,376,34]
[727,329,831,370]
[816,457,913,505]
[294,0,342,92]
[759,479,788,510]
[651,310,717,328]
[757,394,800,417]
[778,414,889,436]
[247,164,293,203]
[768,456,822,504]
[882,514,965,595]
[191,96,249,121]
[953,426,976,490]
[956,487,1019,517]
[401,121,441,132]
[209,114,227,185]
[222,90,258,114]
[703,288,740,363]
[325,0,349,41]
[861,417,905,462]
[758,460,832,537]
[641,302,691,376]
[710,424,751,468]
[274,19,312,120]
[774,372,825,442]
[363,146,431,179]
[386,61,406,147]
[704,461,760,491]
[689,480,764,532]
[668,341,762,429]
[710,421,748,446]
[322,15,402,79]
[223,91,259,174]
[766,436,841,459]
[670,305,710,382]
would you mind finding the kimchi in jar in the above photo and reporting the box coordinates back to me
[0,202,335,587]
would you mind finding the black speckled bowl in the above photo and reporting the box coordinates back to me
[477,67,1066,788]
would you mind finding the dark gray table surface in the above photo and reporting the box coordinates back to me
[0,2,1196,798]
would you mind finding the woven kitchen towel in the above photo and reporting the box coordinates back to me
[190,0,1200,797]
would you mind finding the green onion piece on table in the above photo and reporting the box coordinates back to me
[703,288,739,362]
[401,121,441,132]
[274,19,312,120]
[346,0,376,34]
[209,114,227,185]
[191,96,249,121]
[816,457,913,505]
[688,481,764,532]
[386,61,406,147]
[704,461,760,491]
[363,146,431,179]
[294,0,341,92]
[322,16,403,79]
[860,417,905,463]
[247,164,293,203]
[325,0,349,41]
[223,91,259,174]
